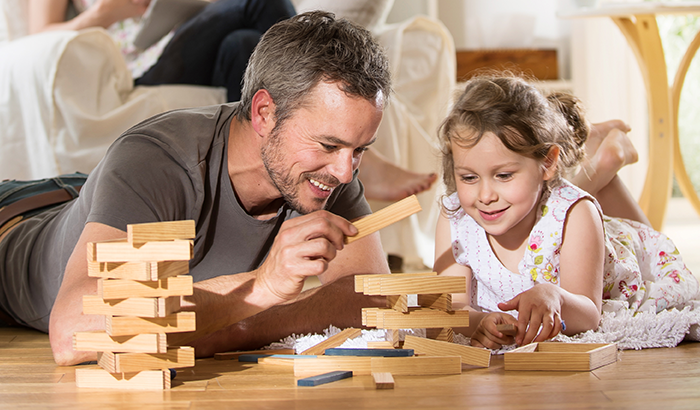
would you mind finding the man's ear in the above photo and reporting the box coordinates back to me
[543,146,560,181]
[250,89,276,137]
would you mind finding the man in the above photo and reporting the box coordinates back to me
[0,11,391,365]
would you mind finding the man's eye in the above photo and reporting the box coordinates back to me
[321,143,337,151]
[355,147,369,155]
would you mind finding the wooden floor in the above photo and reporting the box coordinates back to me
[2,327,700,409]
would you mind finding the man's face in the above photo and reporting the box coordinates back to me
[261,81,384,214]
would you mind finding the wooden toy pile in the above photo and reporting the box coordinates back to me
[74,221,197,390]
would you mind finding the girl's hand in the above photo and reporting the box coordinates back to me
[498,283,565,346]
[470,312,518,350]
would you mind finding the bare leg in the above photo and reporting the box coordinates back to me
[359,149,437,202]
[569,121,650,226]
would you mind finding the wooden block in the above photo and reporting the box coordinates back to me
[386,329,400,348]
[127,220,195,245]
[105,312,196,336]
[98,275,193,299]
[214,348,295,361]
[97,347,194,373]
[354,272,436,293]
[297,370,353,387]
[259,355,318,367]
[88,260,189,281]
[300,328,362,355]
[426,327,454,343]
[387,295,408,313]
[403,335,491,367]
[362,276,466,296]
[497,323,518,336]
[362,308,470,329]
[238,354,274,363]
[504,342,618,371]
[82,295,180,318]
[372,372,395,389]
[345,195,421,244]
[73,331,167,354]
[324,348,413,357]
[455,48,559,81]
[417,293,452,311]
[370,356,462,376]
[294,356,373,378]
[75,368,170,390]
[87,239,193,262]
[367,341,395,349]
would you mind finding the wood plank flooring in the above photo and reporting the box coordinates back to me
[2,326,700,409]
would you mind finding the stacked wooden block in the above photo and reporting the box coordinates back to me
[357,272,491,368]
[74,221,197,390]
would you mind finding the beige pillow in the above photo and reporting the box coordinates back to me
[292,0,394,32]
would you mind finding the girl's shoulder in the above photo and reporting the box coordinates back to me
[442,192,466,220]
[543,179,602,222]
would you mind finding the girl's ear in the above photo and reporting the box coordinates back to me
[543,146,560,181]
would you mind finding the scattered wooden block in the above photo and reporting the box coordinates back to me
[127,220,195,245]
[88,260,189,281]
[417,293,452,311]
[105,312,196,336]
[386,294,408,313]
[361,275,466,296]
[75,368,171,390]
[87,239,193,263]
[504,342,618,371]
[370,356,462,376]
[214,348,295,361]
[73,331,167,354]
[97,347,194,373]
[324,348,414,357]
[98,275,193,299]
[403,336,491,367]
[297,370,353,387]
[497,323,518,336]
[294,356,373,378]
[386,329,400,348]
[82,295,180,318]
[362,308,470,329]
[426,327,454,343]
[372,372,395,389]
[238,354,274,363]
[300,328,362,355]
[259,355,318,367]
[367,341,395,349]
[345,195,421,244]
[354,272,436,293]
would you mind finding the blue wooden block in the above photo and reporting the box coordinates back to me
[238,354,272,363]
[324,348,414,357]
[297,370,353,387]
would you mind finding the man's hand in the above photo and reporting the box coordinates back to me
[470,312,518,350]
[253,210,358,304]
[497,283,565,346]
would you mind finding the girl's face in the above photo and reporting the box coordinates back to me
[452,132,557,240]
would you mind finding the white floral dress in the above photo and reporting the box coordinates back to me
[72,0,170,79]
[445,179,699,316]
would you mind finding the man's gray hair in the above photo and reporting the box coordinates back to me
[233,11,391,129]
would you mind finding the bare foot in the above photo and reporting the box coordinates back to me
[586,119,631,158]
[359,149,437,202]
[573,127,638,195]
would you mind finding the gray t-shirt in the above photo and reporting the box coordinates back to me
[0,103,371,331]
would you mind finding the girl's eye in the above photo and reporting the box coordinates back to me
[496,173,513,180]
[459,175,478,183]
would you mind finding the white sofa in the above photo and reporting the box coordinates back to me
[0,0,455,267]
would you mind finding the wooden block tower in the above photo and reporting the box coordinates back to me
[74,220,197,390]
[356,272,469,346]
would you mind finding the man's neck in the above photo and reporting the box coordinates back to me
[227,118,283,220]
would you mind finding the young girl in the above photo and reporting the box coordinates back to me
[434,74,699,350]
